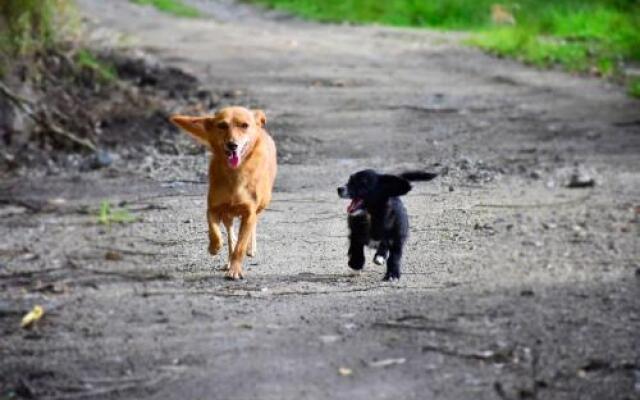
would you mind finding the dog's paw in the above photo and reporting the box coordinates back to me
[208,241,222,255]
[348,256,365,270]
[224,269,244,280]
[220,262,230,271]
[246,248,256,258]
[224,263,244,280]
[373,254,386,265]
[382,272,401,281]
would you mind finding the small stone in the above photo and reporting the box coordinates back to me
[91,150,113,169]
[319,335,340,344]
[567,171,595,188]
[448,185,454,192]
[80,150,113,171]
[47,197,66,206]
[105,250,123,261]
[586,131,600,140]
[369,358,406,368]
[572,225,587,238]
[223,89,244,98]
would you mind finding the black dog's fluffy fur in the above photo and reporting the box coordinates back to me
[338,169,425,281]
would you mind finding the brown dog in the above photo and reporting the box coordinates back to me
[170,106,277,279]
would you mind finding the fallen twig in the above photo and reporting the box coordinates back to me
[474,193,592,209]
[127,204,171,213]
[80,375,153,384]
[421,343,513,363]
[160,179,207,185]
[385,105,460,114]
[93,246,161,257]
[46,372,169,400]
[83,267,171,282]
[65,258,170,281]
[613,119,640,127]
[373,320,469,335]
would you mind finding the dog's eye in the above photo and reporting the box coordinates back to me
[240,122,249,129]
[217,121,229,130]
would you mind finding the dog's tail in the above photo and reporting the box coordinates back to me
[399,170,439,182]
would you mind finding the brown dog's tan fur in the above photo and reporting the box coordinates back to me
[170,106,277,279]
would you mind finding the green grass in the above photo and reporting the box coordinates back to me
[250,0,640,93]
[98,201,137,225]
[0,0,57,55]
[629,78,640,98]
[76,49,118,82]
[131,0,201,18]
[250,0,498,29]
[0,0,80,76]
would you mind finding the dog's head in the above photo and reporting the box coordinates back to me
[170,106,266,169]
[337,169,411,215]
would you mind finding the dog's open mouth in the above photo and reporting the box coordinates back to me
[225,141,248,169]
[226,150,240,168]
[347,198,364,214]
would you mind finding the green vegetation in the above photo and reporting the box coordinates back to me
[251,0,497,28]
[0,0,56,55]
[0,0,80,77]
[98,201,137,225]
[0,0,60,78]
[469,3,640,74]
[250,0,640,95]
[75,49,118,82]
[630,78,640,98]
[131,0,201,18]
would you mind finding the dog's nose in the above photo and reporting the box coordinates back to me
[226,142,238,151]
[337,187,345,197]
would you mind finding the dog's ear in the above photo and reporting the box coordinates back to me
[253,109,266,128]
[379,175,412,197]
[170,115,214,147]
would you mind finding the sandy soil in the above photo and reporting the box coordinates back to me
[1,1,639,399]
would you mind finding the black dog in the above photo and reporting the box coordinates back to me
[337,170,417,281]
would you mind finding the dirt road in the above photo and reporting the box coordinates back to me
[2,1,639,399]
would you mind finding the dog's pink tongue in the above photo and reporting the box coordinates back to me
[347,198,362,213]
[227,152,240,168]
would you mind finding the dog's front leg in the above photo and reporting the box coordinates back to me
[221,216,235,271]
[207,209,223,256]
[246,225,257,257]
[348,239,366,270]
[226,211,257,280]
[373,241,389,265]
[383,242,403,281]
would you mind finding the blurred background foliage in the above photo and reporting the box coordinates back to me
[0,0,638,94]
[0,0,80,76]
[250,0,640,94]
[0,0,61,55]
